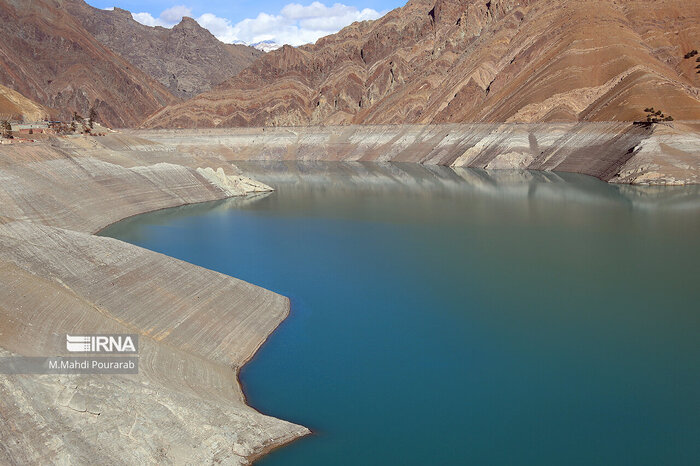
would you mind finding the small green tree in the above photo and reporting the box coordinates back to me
[88,107,97,129]
[643,107,673,123]
[2,120,12,138]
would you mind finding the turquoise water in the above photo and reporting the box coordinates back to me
[101,163,700,466]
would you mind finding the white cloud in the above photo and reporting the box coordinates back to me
[132,5,192,28]
[132,12,159,26]
[132,2,385,47]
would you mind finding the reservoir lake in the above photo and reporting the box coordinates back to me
[101,163,700,466]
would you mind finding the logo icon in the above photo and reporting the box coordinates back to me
[66,334,138,353]
[66,335,92,352]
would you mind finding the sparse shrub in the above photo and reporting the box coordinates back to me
[88,107,97,129]
[1,120,12,138]
[643,107,674,124]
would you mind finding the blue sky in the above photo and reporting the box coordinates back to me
[86,0,404,46]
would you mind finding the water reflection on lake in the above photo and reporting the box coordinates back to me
[102,163,700,466]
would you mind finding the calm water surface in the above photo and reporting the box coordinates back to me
[101,163,700,466]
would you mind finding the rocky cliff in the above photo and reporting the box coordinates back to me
[0,0,180,127]
[62,1,263,99]
[144,0,700,128]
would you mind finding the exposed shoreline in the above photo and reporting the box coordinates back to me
[131,121,700,186]
[0,122,697,463]
[0,134,310,464]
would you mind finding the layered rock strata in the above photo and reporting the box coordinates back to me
[0,0,179,127]
[144,0,700,128]
[132,122,700,185]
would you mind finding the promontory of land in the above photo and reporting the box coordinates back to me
[0,132,309,464]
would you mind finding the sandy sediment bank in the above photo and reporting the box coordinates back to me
[132,121,700,185]
[0,136,309,464]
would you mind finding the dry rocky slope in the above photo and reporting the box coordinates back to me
[0,0,179,127]
[134,121,700,185]
[144,0,700,128]
[63,0,263,99]
[0,134,309,464]
[0,0,263,126]
[0,83,51,121]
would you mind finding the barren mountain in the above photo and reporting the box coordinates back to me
[63,1,263,99]
[144,0,700,128]
[0,0,178,127]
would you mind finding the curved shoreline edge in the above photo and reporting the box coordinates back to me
[0,122,697,463]
[0,134,310,464]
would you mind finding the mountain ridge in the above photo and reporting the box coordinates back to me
[143,0,700,128]
[62,0,264,99]
[0,0,264,126]
[0,0,178,127]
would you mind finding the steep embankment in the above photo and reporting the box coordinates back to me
[0,0,179,127]
[132,122,700,185]
[144,0,700,128]
[63,1,263,99]
[0,136,308,464]
[0,83,51,121]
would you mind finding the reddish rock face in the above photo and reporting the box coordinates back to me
[144,0,700,128]
[0,0,179,127]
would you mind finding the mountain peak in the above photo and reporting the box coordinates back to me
[251,40,282,52]
[110,7,132,19]
[173,16,200,29]
[55,0,263,100]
